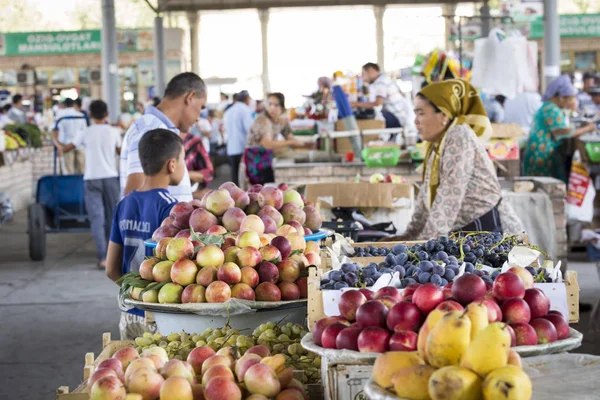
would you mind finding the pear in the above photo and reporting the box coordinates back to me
[461,322,511,378]
[482,366,532,400]
[426,310,471,368]
[372,351,425,389]
[428,366,483,400]
[466,302,489,341]
[392,364,436,400]
[418,309,449,362]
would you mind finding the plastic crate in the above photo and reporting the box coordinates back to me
[361,147,401,167]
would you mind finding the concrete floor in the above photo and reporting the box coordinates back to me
[0,162,599,399]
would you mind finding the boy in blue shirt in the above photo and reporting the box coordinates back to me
[106,128,186,339]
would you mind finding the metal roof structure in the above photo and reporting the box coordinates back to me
[158,0,464,11]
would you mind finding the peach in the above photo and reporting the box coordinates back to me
[237,246,262,268]
[248,184,264,193]
[153,227,178,243]
[291,254,309,271]
[170,202,195,229]
[246,197,261,215]
[223,246,240,264]
[190,208,219,233]
[219,181,238,193]
[206,225,227,235]
[88,368,119,391]
[143,354,166,370]
[283,189,304,208]
[255,282,281,301]
[125,358,156,384]
[154,237,173,259]
[277,259,300,282]
[276,225,296,237]
[161,360,195,384]
[205,281,231,303]
[201,364,234,386]
[127,367,164,400]
[296,277,308,298]
[234,353,262,382]
[240,215,265,234]
[270,236,292,259]
[112,347,139,370]
[217,262,242,285]
[275,388,305,400]
[187,346,216,375]
[191,384,204,400]
[258,206,284,227]
[90,376,126,400]
[206,189,235,217]
[259,234,271,247]
[305,241,319,253]
[181,284,206,303]
[277,368,294,388]
[201,355,233,376]
[240,266,260,288]
[166,238,195,262]
[304,251,321,268]
[189,199,203,208]
[231,283,255,300]
[258,187,284,209]
[231,187,250,209]
[287,220,304,236]
[204,376,242,400]
[141,347,168,364]
[246,345,270,358]
[159,376,193,400]
[236,231,262,249]
[277,281,300,301]
[196,244,225,268]
[158,283,184,304]
[260,215,278,234]
[175,229,191,239]
[286,233,306,253]
[196,266,218,286]
[244,363,281,397]
[98,358,125,379]
[303,206,322,232]
[139,257,160,281]
[171,258,199,286]
[257,262,279,284]
[280,203,306,225]
[508,266,535,290]
[222,207,246,232]
[152,260,174,283]
[220,237,236,251]
[161,216,174,226]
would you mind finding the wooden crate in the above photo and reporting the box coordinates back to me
[564,270,580,323]
[56,333,133,399]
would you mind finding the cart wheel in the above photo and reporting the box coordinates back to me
[28,203,46,261]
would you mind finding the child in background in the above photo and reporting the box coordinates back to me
[106,128,185,339]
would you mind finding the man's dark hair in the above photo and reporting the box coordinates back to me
[583,72,596,82]
[267,92,286,111]
[220,92,229,100]
[3,104,12,112]
[12,94,22,104]
[495,95,507,106]
[237,90,250,103]
[152,97,161,107]
[89,100,108,120]
[64,98,75,107]
[75,98,82,108]
[164,72,206,100]
[139,129,183,176]
[208,109,216,118]
[362,62,380,72]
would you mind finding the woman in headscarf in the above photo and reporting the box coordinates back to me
[395,79,522,240]
[523,74,596,181]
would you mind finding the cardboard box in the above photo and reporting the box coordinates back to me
[335,119,385,132]
[335,134,380,154]
[324,362,373,400]
[490,123,526,138]
[305,182,413,209]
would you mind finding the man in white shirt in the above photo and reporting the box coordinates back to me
[223,90,253,185]
[53,100,121,268]
[352,63,416,132]
[7,94,27,124]
[52,97,89,174]
[503,92,543,148]
[121,72,207,202]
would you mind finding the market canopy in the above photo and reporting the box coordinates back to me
[158,0,468,11]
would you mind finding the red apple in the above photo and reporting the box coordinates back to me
[502,298,531,324]
[257,261,279,284]
[255,282,281,301]
[436,300,464,313]
[511,323,538,346]
[270,236,292,259]
[413,283,444,314]
[339,290,368,321]
[312,317,349,346]
[505,324,517,347]
[321,323,348,349]
[452,274,487,305]
[231,283,256,301]
[403,283,421,299]
[547,310,565,318]
[356,300,389,329]
[296,277,308,299]
[530,318,558,344]
[493,272,525,301]
[388,330,418,351]
[335,327,362,351]
[217,262,242,285]
[481,298,503,322]
[523,288,551,319]
[542,314,570,340]
[181,284,206,303]
[374,287,403,303]
[277,281,300,301]
[359,288,374,300]
[376,296,399,310]
[170,202,195,229]
[357,327,390,353]
[508,266,534,289]
[187,347,216,375]
[443,282,454,299]
[277,258,300,282]
[386,301,423,332]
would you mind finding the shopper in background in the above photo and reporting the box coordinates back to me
[312,76,332,105]
[389,79,521,240]
[52,97,88,174]
[577,72,597,115]
[352,62,416,132]
[8,94,27,124]
[485,94,506,123]
[245,93,306,185]
[589,87,600,115]
[216,92,230,114]
[0,105,10,127]
[191,109,212,154]
[120,72,207,202]
[182,126,214,199]
[74,97,89,121]
[106,129,185,339]
[208,109,223,155]
[523,74,596,182]
[53,100,121,269]
[504,91,543,148]
[223,90,253,186]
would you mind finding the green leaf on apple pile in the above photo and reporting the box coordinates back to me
[290,249,304,257]
[140,281,168,296]
[190,226,225,248]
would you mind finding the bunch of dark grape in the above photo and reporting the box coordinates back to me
[524,266,553,283]
[320,262,362,289]
[352,246,390,257]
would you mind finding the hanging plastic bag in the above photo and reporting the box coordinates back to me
[566,157,595,223]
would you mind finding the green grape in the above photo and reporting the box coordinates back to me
[180,333,189,343]
[280,326,291,336]
[191,334,202,343]
[314,358,321,367]
[142,332,153,339]
[168,341,181,348]
[208,342,220,351]
[265,330,276,339]
[206,334,218,343]
[134,346,142,353]
[153,333,164,341]
[158,341,168,348]
[288,344,297,355]
[253,328,261,337]
[173,354,183,360]
[148,343,157,348]
[236,336,246,347]
[167,333,180,342]
[291,325,302,336]
[257,339,270,348]
[239,346,249,355]
[258,323,268,332]
[278,334,290,342]
[141,346,150,352]
[203,328,214,336]
[135,337,153,346]
[227,336,238,345]
[272,343,285,353]
[266,321,275,329]
[212,330,223,338]
[214,337,226,345]
[196,340,207,347]
[246,338,255,347]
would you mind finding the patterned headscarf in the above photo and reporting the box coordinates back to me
[418,79,492,208]
[542,74,577,101]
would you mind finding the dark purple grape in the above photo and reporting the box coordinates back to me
[419,261,434,272]
[330,271,343,281]
[432,264,445,276]
[443,268,455,281]
[334,281,349,289]
[418,272,432,284]
[430,274,443,286]
[345,272,358,286]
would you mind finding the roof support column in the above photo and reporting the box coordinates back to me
[258,8,270,96]
[187,11,200,75]
[480,0,491,38]
[154,15,167,97]
[443,3,457,50]
[101,0,120,123]
[543,0,560,90]
[374,5,386,71]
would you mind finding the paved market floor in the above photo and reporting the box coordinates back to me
[1,168,599,399]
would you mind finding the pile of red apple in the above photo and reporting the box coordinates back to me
[312,266,570,353]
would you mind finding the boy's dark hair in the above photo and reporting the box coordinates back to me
[164,72,206,99]
[12,94,22,104]
[139,129,183,176]
[89,100,108,120]
[64,98,75,107]
[75,98,82,108]
[362,62,380,72]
